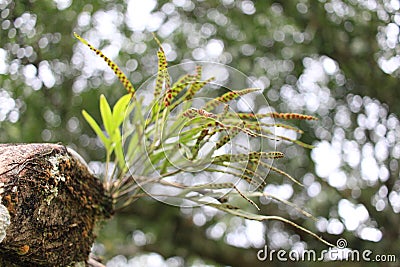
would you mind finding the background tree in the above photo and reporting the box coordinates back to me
[1,0,399,266]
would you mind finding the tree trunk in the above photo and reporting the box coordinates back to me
[0,144,113,266]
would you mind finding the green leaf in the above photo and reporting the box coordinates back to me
[82,109,110,148]
[113,94,132,128]
[100,94,114,137]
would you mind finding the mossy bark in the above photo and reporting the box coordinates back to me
[0,144,113,266]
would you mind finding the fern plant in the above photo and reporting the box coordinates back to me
[74,33,332,246]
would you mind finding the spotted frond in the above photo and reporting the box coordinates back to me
[74,33,135,96]
[163,74,195,107]
[182,108,218,119]
[260,112,318,120]
[203,88,260,111]
[185,77,216,100]
[212,151,284,164]
[190,128,209,159]
[152,33,170,100]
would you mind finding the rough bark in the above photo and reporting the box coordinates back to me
[0,143,113,266]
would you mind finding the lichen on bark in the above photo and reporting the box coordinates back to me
[0,144,113,266]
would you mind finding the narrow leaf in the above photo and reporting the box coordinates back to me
[82,110,109,147]
[113,94,132,128]
[100,94,114,136]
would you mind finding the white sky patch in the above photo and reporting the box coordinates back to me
[307,181,321,197]
[391,0,400,10]
[359,227,382,242]
[389,191,400,213]
[322,56,338,75]
[301,57,327,85]
[328,171,347,189]
[375,139,389,162]
[93,10,124,39]
[378,55,400,74]
[0,49,8,74]
[264,184,293,200]
[326,218,344,234]
[241,0,256,15]
[304,92,319,112]
[126,0,157,31]
[385,22,399,48]
[294,56,336,115]
[172,0,186,7]
[361,157,379,182]
[207,222,226,240]
[127,253,165,267]
[193,212,207,226]
[53,0,72,10]
[202,64,229,84]
[206,39,224,58]
[23,64,37,79]
[343,140,360,168]
[77,12,91,27]
[245,220,265,247]
[23,64,42,90]
[316,217,328,232]
[312,141,341,178]
[192,47,206,60]
[159,16,180,37]
[338,199,369,231]
[0,90,16,122]
[226,224,251,248]
[94,11,116,37]
[38,61,56,88]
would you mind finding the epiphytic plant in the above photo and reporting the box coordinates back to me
[74,32,332,246]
